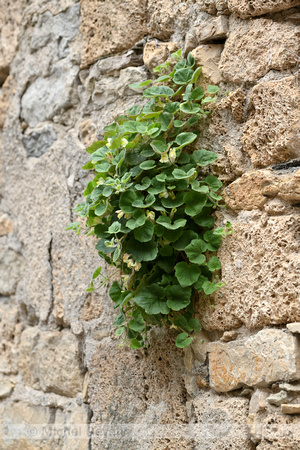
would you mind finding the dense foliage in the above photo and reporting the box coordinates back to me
[67,49,232,349]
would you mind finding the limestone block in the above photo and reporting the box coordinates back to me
[249,389,268,414]
[194,15,228,43]
[219,18,300,82]
[257,441,299,450]
[280,382,300,393]
[0,381,13,398]
[228,0,300,18]
[19,327,84,397]
[0,245,23,296]
[0,0,27,83]
[267,391,290,406]
[0,299,21,375]
[0,214,12,236]
[224,169,300,211]
[282,404,300,414]
[0,76,15,129]
[80,0,147,68]
[21,64,79,128]
[242,77,300,167]
[23,124,57,158]
[196,0,217,14]
[147,0,188,40]
[191,44,223,84]
[220,330,237,342]
[287,323,300,334]
[192,390,253,449]
[143,41,178,73]
[208,329,300,392]
[30,5,80,52]
[197,213,300,330]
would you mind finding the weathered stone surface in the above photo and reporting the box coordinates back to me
[197,213,300,330]
[191,44,223,84]
[221,330,238,342]
[30,4,80,52]
[247,410,300,445]
[208,329,300,392]
[287,323,300,333]
[0,381,13,398]
[219,18,300,82]
[80,0,147,68]
[267,391,290,406]
[192,390,253,449]
[249,389,268,414]
[0,244,23,296]
[242,77,300,167]
[19,327,84,397]
[147,0,189,40]
[281,404,300,414]
[194,15,228,43]
[280,383,300,393]
[0,299,21,375]
[0,76,15,129]
[143,41,178,73]
[224,169,300,211]
[0,214,13,236]
[228,0,300,18]
[23,124,57,157]
[21,64,79,128]
[0,0,27,83]
[257,441,300,450]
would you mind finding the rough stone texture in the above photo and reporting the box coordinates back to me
[192,391,254,449]
[191,44,224,84]
[281,404,300,414]
[219,18,300,82]
[242,77,300,168]
[198,213,300,330]
[80,0,147,68]
[287,323,300,333]
[19,327,84,397]
[208,329,300,392]
[1,0,300,448]
[228,0,300,18]
[143,41,178,73]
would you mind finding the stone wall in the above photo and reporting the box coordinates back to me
[0,0,299,448]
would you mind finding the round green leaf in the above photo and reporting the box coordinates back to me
[134,220,154,242]
[175,132,197,148]
[143,86,175,98]
[95,203,107,216]
[133,284,169,314]
[184,192,207,216]
[175,332,193,348]
[140,160,156,170]
[185,239,207,264]
[173,68,194,85]
[166,285,191,311]
[175,262,201,287]
[127,237,158,262]
[207,256,221,272]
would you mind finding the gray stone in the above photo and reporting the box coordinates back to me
[208,329,300,392]
[221,330,238,342]
[267,390,290,406]
[0,245,23,296]
[30,5,80,53]
[249,389,268,413]
[279,382,300,393]
[21,63,79,127]
[23,124,57,157]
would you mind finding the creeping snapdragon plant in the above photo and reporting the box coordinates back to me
[67,49,232,349]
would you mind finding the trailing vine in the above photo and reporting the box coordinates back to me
[67,49,232,349]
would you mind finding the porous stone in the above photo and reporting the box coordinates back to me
[224,169,300,211]
[208,329,300,392]
[0,299,21,375]
[287,323,300,334]
[221,330,238,342]
[197,213,300,330]
[249,389,268,413]
[143,41,178,73]
[219,18,300,82]
[192,390,253,449]
[80,0,147,68]
[0,214,12,236]
[193,15,228,43]
[228,0,300,18]
[23,124,57,158]
[0,245,23,296]
[191,44,223,84]
[281,404,300,414]
[147,0,189,40]
[242,77,300,167]
[19,327,84,397]
[0,76,15,129]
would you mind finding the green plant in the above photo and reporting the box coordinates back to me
[67,49,232,349]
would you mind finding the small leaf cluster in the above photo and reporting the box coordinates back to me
[67,49,232,349]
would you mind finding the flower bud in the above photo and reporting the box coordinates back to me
[159,153,169,164]
[169,148,176,164]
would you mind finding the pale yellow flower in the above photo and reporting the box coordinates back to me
[159,191,169,199]
[169,149,176,163]
[159,153,169,163]
[133,261,142,271]
[146,211,155,222]
[116,210,124,219]
[121,138,128,147]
